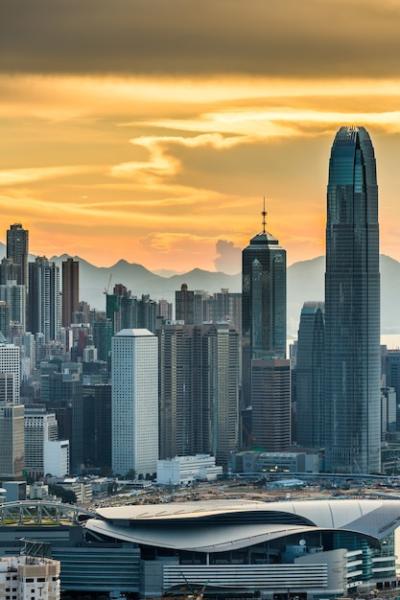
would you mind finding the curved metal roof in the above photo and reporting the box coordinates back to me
[88,499,400,552]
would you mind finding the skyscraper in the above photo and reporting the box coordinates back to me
[158,322,239,467]
[250,358,291,451]
[0,280,26,331]
[6,223,29,291]
[295,302,325,448]
[112,329,158,477]
[62,258,79,327]
[28,257,61,343]
[325,126,381,473]
[242,208,287,406]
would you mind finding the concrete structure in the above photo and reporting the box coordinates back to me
[242,209,287,407]
[85,498,399,598]
[250,358,291,451]
[325,127,381,473]
[157,454,222,485]
[61,257,79,328]
[0,555,60,599]
[44,440,69,478]
[24,407,58,475]
[0,404,24,480]
[112,329,158,477]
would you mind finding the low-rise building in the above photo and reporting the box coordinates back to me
[157,454,223,485]
[231,450,321,475]
[0,555,60,599]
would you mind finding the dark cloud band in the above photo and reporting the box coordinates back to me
[1,0,400,76]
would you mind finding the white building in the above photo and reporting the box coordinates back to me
[0,555,60,600]
[0,343,20,403]
[112,329,158,477]
[24,407,58,475]
[44,440,69,478]
[157,454,223,485]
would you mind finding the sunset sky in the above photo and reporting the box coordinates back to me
[2,0,400,272]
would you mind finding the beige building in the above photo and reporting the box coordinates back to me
[0,555,60,600]
[0,403,24,480]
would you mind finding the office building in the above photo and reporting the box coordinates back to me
[6,223,29,291]
[0,280,26,331]
[251,359,291,451]
[80,384,112,473]
[112,329,158,477]
[28,257,61,343]
[242,208,286,406]
[24,406,58,475]
[295,302,325,448]
[44,439,70,477]
[0,256,20,285]
[381,387,397,437]
[62,257,79,327]
[0,403,24,480]
[157,299,173,322]
[232,450,320,475]
[325,127,381,473]
[0,555,60,600]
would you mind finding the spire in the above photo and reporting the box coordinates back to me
[262,197,267,233]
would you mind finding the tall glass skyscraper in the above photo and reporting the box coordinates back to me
[242,213,286,407]
[325,126,381,473]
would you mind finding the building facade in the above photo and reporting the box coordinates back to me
[242,220,286,407]
[295,302,325,448]
[0,555,60,600]
[112,329,158,477]
[28,257,61,343]
[6,223,29,291]
[62,258,79,328]
[251,359,291,451]
[325,127,381,473]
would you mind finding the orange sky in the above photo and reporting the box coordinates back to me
[2,1,400,272]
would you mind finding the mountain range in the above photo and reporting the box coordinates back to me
[0,243,398,335]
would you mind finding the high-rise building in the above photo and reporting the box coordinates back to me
[6,223,29,291]
[62,258,79,327]
[158,322,239,467]
[81,384,112,473]
[250,359,291,451]
[0,280,26,331]
[0,404,24,480]
[175,283,194,323]
[28,257,61,343]
[295,302,325,448]
[0,257,20,284]
[93,319,113,362]
[0,343,20,403]
[24,406,58,475]
[242,209,286,406]
[325,127,381,473]
[112,329,158,477]
[0,301,9,339]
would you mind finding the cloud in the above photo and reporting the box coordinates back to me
[0,165,101,186]
[2,0,400,78]
[214,240,241,274]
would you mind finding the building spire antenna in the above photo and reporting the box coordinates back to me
[262,197,267,233]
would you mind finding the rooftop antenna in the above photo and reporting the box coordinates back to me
[262,196,267,233]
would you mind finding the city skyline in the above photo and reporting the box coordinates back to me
[2,1,400,270]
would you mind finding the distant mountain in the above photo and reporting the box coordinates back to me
[0,243,397,335]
